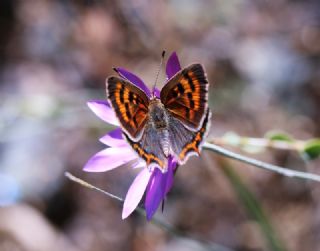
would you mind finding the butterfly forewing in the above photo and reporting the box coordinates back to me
[106,77,149,140]
[160,64,209,131]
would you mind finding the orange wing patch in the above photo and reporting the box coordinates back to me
[107,77,149,140]
[169,70,202,114]
[178,109,210,162]
[160,64,209,130]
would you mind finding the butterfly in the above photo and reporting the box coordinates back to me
[106,64,211,172]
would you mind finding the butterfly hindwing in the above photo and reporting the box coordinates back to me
[123,124,167,171]
[106,77,149,140]
[160,64,209,131]
[169,108,211,163]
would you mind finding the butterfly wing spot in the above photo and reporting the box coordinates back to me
[129,91,134,102]
[184,71,196,92]
[180,71,201,111]
[129,92,138,105]
[177,83,184,94]
[115,82,131,123]
[184,70,198,91]
[187,92,195,109]
[119,89,124,103]
[124,102,132,119]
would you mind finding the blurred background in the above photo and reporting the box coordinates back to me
[0,0,320,250]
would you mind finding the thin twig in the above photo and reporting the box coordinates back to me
[211,137,304,151]
[65,172,124,202]
[203,142,320,182]
[65,172,234,251]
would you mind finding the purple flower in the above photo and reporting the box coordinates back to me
[84,52,181,220]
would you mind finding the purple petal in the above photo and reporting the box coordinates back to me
[145,169,167,220]
[99,128,127,147]
[122,168,152,219]
[165,156,177,194]
[87,100,119,126]
[132,160,146,169]
[83,147,136,172]
[116,68,151,97]
[166,52,181,80]
[153,88,160,98]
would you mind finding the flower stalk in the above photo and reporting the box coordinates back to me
[65,172,235,251]
[211,135,305,152]
[203,142,320,182]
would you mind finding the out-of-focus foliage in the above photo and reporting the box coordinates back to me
[221,162,286,251]
[302,139,320,160]
[265,131,294,142]
[0,0,320,251]
[215,130,320,159]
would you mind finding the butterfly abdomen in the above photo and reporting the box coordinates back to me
[159,129,170,157]
[148,99,171,157]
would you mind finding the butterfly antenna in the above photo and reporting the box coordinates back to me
[152,50,166,97]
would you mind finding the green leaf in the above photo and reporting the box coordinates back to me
[302,139,320,160]
[221,164,287,251]
[265,130,294,142]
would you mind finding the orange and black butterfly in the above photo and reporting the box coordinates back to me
[106,64,211,172]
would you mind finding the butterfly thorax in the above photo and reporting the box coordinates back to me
[148,98,168,129]
[148,98,170,157]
